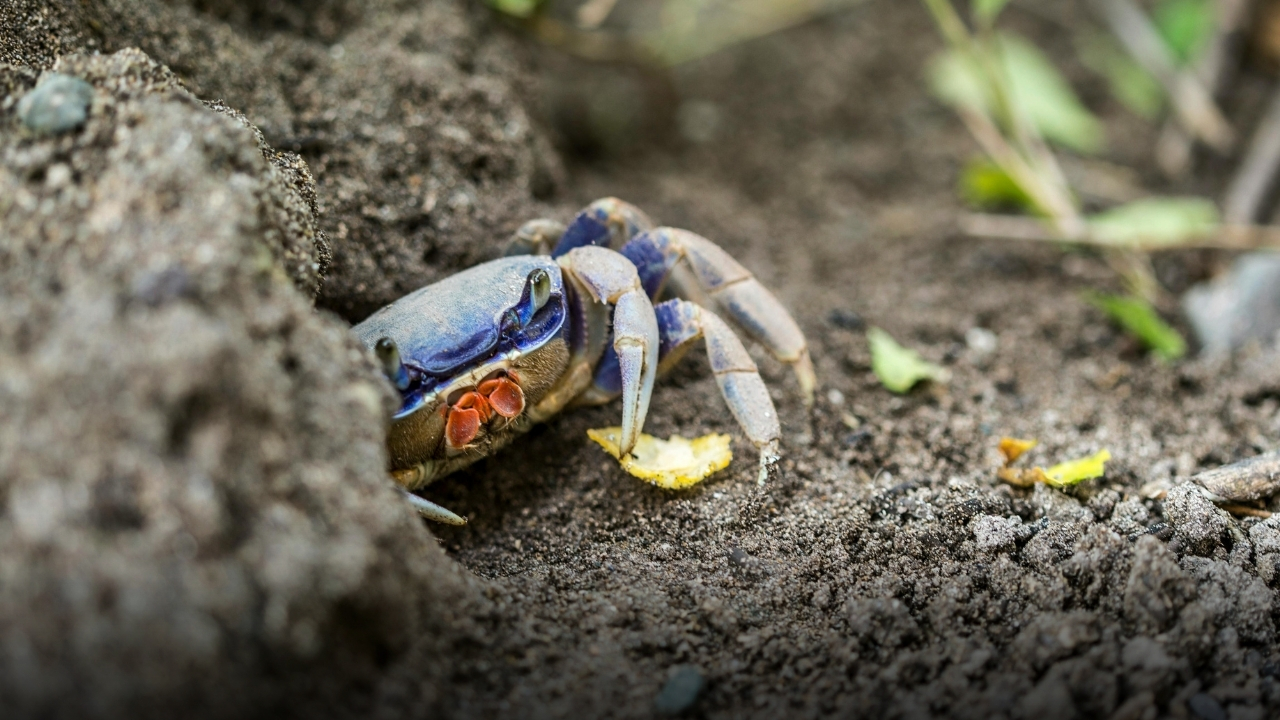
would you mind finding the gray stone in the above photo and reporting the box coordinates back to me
[1163,484,1231,556]
[1189,693,1227,720]
[973,514,1020,553]
[655,665,704,716]
[16,73,93,134]
[1183,252,1280,353]
[1249,516,1280,554]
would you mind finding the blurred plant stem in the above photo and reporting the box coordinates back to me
[510,0,867,66]
[921,0,1159,300]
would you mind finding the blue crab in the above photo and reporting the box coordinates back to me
[353,198,814,523]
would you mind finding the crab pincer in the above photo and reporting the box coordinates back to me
[559,246,660,458]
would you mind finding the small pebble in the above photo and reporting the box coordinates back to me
[18,74,94,135]
[965,326,998,363]
[972,514,1020,554]
[676,100,722,144]
[1188,693,1226,720]
[655,664,704,715]
[827,308,865,330]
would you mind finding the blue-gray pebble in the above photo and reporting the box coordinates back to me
[18,74,95,135]
[655,664,704,716]
[1188,693,1227,720]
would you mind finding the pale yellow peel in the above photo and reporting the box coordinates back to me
[587,427,733,489]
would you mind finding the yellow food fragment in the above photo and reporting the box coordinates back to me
[998,437,1038,466]
[996,467,1045,488]
[1043,449,1111,488]
[995,444,1112,490]
[587,427,733,490]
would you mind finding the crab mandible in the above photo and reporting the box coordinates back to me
[352,198,815,523]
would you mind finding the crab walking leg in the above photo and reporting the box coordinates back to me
[550,197,655,257]
[655,299,781,484]
[560,246,659,457]
[505,218,566,257]
[621,228,816,406]
[401,490,467,525]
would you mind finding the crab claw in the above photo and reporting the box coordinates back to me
[612,289,659,457]
[479,375,525,418]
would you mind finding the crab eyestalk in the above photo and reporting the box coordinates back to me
[506,268,553,327]
[375,337,411,391]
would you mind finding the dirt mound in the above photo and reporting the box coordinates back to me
[0,48,478,718]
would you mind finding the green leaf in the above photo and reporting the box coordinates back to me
[486,0,542,18]
[973,0,1013,26]
[997,34,1105,154]
[1043,449,1111,488]
[959,159,1037,211]
[928,49,991,114]
[1085,292,1187,361]
[927,33,1105,153]
[1087,197,1219,247]
[868,327,950,394]
[1077,35,1163,120]
[1154,0,1215,65]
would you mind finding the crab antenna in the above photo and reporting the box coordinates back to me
[375,337,411,391]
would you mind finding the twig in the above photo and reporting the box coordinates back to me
[1090,0,1235,152]
[960,212,1280,251]
[576,0,620,28]
[1104,248,1158,301]
[1156,0,1252,176]
[957,108,1085,236]
[1219,503,1273,519]
[1224,83,1280,224]
[921,0,971,49]
[1192,450,1280,503]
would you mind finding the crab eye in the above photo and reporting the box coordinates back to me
[529,269,551,312]
[507,268,553,328]
[375,337,412,391]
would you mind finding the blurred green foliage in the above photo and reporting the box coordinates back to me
[960,159,1037,212]
[1078,35,1164,119]
[1087,197,1220,247]
[1085,292,1187,360]
[971,0,1012,26]
[486,0,543,18]
[929,33,1105,153]
[1153,0,1215,65]
[868,327,950,394]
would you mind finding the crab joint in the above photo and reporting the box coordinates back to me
[374,337,411,391]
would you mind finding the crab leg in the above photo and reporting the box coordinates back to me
[656,299,781,484]
[548,197,654,257]
[621,228,816,406]
[560,246,659,457]
[401,490,467,525]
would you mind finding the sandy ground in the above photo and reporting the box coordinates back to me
[2,0,1280,718]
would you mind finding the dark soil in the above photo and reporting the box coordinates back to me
[3,0,1280,719]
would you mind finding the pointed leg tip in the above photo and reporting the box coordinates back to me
[756,440,780,486]
[793,351,817,408]
[402,490,468,525]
